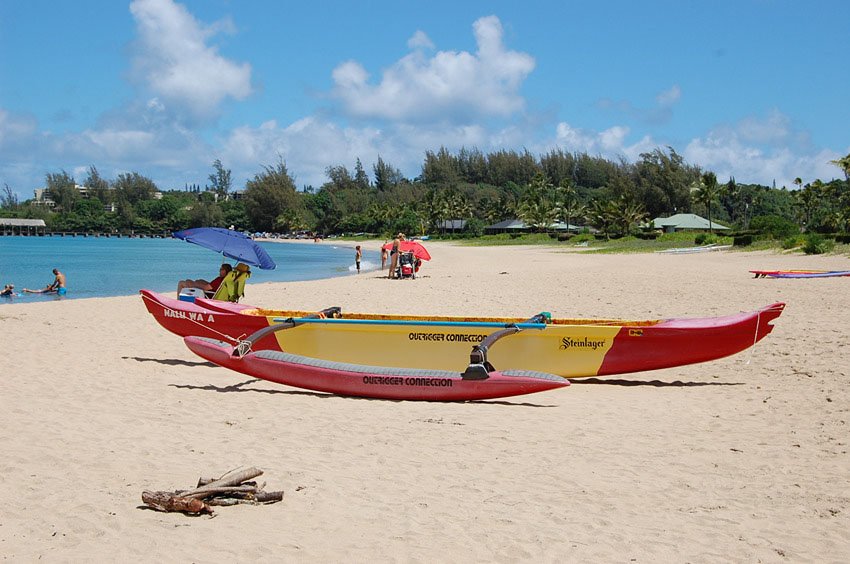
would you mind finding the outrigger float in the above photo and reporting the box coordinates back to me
[750,269,850,279]
[141,290,786,392]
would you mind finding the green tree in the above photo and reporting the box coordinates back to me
[354,158,370,189]
[829,153,850,180]
[244,160,301,232]
[220,200,249,231]
[113,172,157,205]
[45,170,78,212]
[517,173,557,231]
[1,183,19,209]
[611,196,647,236]
[373,156,403,191]
[693,171,722,233]
[587,199,617,240]
[208,159,232,200]
[83,166,111,204]
[793,182,820,231]
[634,148,697,217]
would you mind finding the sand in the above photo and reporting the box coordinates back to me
[1,241,848,562]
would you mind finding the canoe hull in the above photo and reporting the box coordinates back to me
[184,336,569,401]
[141,290,785,379]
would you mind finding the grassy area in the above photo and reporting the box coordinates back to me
[453,232,736,253]
[331,232,850,256]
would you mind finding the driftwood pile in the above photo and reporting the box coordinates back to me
[141,467,283,515]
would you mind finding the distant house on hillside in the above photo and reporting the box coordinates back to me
[652,213,730,233]
[437,219,467,232]
[485,219,584,234]
[485,219,528,234]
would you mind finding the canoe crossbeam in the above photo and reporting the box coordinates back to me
[462,312,550,380]
[232,306,342,358]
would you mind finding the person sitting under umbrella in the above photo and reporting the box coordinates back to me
[177,264,232,297]
[212,262,251,302]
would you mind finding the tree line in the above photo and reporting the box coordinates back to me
[2,149,849,239]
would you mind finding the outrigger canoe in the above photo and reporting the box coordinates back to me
[184,336,569,401]
[751,269,850,279]
[140,290,786,380]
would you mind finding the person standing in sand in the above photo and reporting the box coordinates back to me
[380,244,388,271]
[388,233,404,279]
[23,268,67,295]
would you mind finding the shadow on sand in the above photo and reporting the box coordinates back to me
[569,377,744,387]
[124,356,217,368]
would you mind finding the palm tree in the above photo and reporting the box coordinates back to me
[587,199,617,240]
[693,172,722,233]
[517,173,557,232]
[555,178,580,230]
[517,199,557,232]
[612,196,648,236]
[793,183,820,231]
[829,153,850,180]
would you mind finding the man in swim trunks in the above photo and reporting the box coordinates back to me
[23,268,67,295]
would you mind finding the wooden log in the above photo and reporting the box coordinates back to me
[252,490,284,503]
[207,498,240,507]
[184,485,258,499]
[142,491,212,514]
[183,467,263,498]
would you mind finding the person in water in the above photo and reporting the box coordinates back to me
[23,269,67,295]
[177,264,232,296]
[1,283,14,297]
[355,245,362,274]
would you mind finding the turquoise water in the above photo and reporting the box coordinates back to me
[0,236,375,304]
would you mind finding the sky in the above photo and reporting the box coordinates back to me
[1,0,848,201]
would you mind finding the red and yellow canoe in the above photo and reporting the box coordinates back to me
[141,290,785,379]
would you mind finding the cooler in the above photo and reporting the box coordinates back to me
[178,288,206,302]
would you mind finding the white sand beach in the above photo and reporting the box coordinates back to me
[1,242,848,561]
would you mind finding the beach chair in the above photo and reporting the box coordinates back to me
[212,263,251,302]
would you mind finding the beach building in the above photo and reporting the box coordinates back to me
[652,213,730,233]
[0,218,47,235]
[436,219,467,233]
[485,219,583,234]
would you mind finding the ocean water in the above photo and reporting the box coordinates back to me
[0,236,375,304]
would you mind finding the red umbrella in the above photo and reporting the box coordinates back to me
[381,240,431,260]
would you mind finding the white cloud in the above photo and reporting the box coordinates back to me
[554,122,655,161]
[129,0,252,122]
[684,133,841,188]
[655,85,681,107]
[0,109,38,149]
[681,110,846,187]
[598,84,682,125]
[407,30,434,50]
[331,15,534,122]
[736,109,791,144]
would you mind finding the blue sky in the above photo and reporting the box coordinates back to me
[1,0,848,201]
